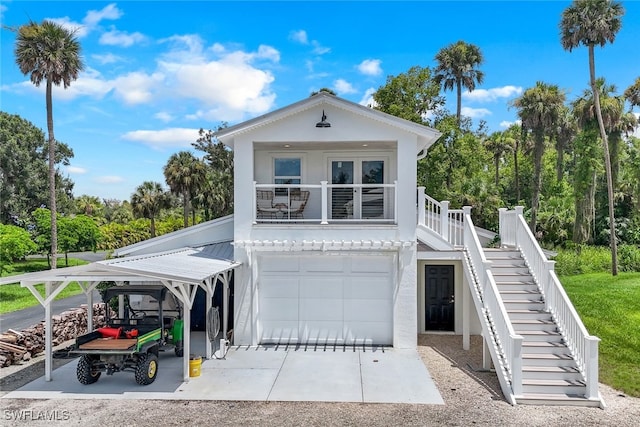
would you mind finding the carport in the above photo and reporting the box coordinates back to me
[0,247,240,383]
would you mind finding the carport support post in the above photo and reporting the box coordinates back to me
[462,281,470,351]
[44,282,52,381]
[182,287,192,382]
[205,279,213,360]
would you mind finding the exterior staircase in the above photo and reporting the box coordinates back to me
[484,248,600,406]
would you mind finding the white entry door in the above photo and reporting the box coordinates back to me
[258,254,394,345]
[329,158,386,220]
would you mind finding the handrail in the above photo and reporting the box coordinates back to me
[417,188,466,246]
[504,206,600,400]
[463,209,523,397]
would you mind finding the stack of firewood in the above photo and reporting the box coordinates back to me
[0,303,112,368]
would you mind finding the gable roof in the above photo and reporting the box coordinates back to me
[214,92,441,155]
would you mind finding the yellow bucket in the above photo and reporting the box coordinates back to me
[189,355,202,378]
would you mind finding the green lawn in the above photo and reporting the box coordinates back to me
[561,272,640,398]
[0,257,88,314]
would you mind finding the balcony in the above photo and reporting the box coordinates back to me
[253,181,397,225]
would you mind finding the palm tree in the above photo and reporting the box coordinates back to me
[131,181,170,238]
[13,20,84,269]
[560,0,625,275]
[512,82,566,234]
[75,195,103,217]
[484,131,513,186]
[434,40,484,124]
[554,106,577,182]
[624,77,640,108]
[163,151,207,228]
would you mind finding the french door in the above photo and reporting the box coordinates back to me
[329,158,385,219]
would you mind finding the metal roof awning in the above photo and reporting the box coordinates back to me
[98,247,240,284]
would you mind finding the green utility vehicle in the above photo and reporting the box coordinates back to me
[71,285,184,385]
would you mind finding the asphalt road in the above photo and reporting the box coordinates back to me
[0,251,107,333]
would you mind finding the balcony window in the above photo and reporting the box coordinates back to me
[274,158,301,196]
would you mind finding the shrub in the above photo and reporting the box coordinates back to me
[554,244,640,275]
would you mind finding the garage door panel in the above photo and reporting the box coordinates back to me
[344,322,392,345]
[301,322,344,343]
[345,277,392,299]
[344,299,393,322]
[261,322,299,343]
[261,257,299,272]
[299,277,342,298]
[260,298,298,321]
[261,277,299,298]
[351,256,392,273]
[299,298,343,321]
[301,257,345,272]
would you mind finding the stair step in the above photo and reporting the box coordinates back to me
[522,353,577,367]
[511,319,558,331]
[522,366,583,381]
[491,265,531,273]
[492,273,535,282]
[504,300,546,310]
[496,282,539,292]
[522,378,586,395]
[516,393,601,407]
[522,341,572,355]
[500,290,543,300]
[517,330,564,342]
[507,309,551,321]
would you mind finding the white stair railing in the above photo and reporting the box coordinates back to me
[463,207,523,397]
[499,206,600,400]
[417,187,465,247]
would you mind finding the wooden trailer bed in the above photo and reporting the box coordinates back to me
[78,338,137,351]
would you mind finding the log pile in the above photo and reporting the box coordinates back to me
[0,303,113,368]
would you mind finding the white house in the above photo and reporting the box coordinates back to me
[2,93,602,407]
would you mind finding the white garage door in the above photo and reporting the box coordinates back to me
[258,254,394,345]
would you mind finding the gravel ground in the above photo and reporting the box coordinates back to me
[1,335,638,426]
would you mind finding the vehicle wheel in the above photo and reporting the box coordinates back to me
[175,340,184,357]
[135,353,158,385]
[77,355,101,385]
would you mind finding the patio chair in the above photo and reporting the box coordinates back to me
[282,190,310,219]
[256,190,280,219]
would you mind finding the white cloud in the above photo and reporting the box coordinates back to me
[66,166,87,174]
[311,41,330,55]
[333,79,357,95]
[112,72,164,104]
[92,53,123,64]
[122,128,201,150]
[289,30,308,44]
[358,59,382,76]
[290,30,329,55]
[463,85,523,103]
[154,112,174,122]
[100,27,147,47]
[96,176,125,184]
[359,88,377,108]
[84,3,122,27]
[49,3,123,39]
[461,106,492,118]
[257,45,280,62]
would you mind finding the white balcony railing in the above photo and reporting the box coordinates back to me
[253,181,397,224]
[417,187,465,247]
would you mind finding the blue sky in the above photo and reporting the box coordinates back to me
[2,1,639,201]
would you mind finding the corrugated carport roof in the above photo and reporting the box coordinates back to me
[98,247,240,284]
[0,246,239,286]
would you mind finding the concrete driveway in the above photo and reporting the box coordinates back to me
[2,332,443,404]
